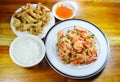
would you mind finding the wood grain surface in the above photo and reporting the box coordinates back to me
[0,0,120,82]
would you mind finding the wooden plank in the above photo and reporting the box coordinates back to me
[0,0,120,82]
[0,35,16,46]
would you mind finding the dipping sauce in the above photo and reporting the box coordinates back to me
[56,5,73,19]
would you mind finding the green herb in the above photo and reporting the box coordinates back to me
[83,60,86,64]
[90,34,95,38]
[90,49,92,53]
[67,36,72,41]
[85,49,88,54]
[77,58,81,61]
[62,58,70,64]
[57,40,62,45]
[72,53,77,58]
[68,30,71,33]
[78,51,82,54]
[57,48,60,51]
[75,31,79,35]
[65,54,69,58]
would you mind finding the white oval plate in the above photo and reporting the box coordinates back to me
[45,19,110,79]
[10,4,55,39]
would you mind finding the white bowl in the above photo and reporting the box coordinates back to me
[9,35,45,68]
[52,1,76,20]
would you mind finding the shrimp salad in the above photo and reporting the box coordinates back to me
[56,26,98,65]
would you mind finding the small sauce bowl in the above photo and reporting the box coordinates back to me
[52,1,76,20]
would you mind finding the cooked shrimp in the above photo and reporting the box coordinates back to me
[77,54,84,63]
[72,35,80,43]
[56,25,97,65]
[87,50,92,56]
[70,54,84,65]
[58,30,64,39]
[73,40,83,51]
[67,29,78,38]
[71,59,78,65]
[83,42,91,48]
[86,56,97,64]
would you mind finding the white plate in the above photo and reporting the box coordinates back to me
[45,19,110,79]
[10,4,55,39]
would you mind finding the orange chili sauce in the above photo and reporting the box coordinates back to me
[56,5,73,19]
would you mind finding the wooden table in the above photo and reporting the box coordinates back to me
[0,0,120,82]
